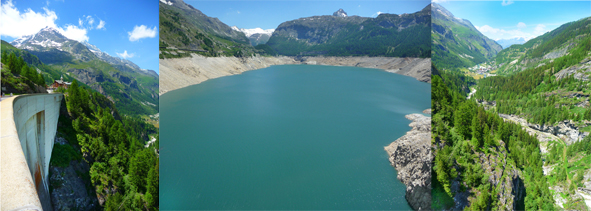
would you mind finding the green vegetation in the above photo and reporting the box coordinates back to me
[52,80,160,210]
[474,36,591,125]
[494,17,590,75]
[159,2,255,59]
[431,3,502,70]
[1,50,47,93]
[432,68,555,210]
[267,13,430,58]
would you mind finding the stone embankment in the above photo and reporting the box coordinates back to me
[384,110,431,210]
[159,55,431,95]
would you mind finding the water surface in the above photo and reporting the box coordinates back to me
[160,64,430,210]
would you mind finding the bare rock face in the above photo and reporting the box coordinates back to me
[384,113,431,210]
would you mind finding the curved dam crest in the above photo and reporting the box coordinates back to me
[1,94,63,210]
[160,64,430,209]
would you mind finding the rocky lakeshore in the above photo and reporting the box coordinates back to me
[159,55,431,95]
[384,110,431,210]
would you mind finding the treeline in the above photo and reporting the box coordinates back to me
[59,80,159,210]
[474,36,591,125]
[432,68,555,210]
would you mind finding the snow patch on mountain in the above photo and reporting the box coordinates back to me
[231,26,274,37]
[159,0,173,5]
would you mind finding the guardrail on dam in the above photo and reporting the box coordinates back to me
[1,93,63,210]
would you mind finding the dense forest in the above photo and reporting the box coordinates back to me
[52,80,159,210]
[1,50,47,92]
[432,68,555,210]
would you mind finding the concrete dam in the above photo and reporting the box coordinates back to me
[1,93,63,210]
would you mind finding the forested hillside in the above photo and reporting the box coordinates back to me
[494,17,590,75]
[431,3,502,70]
[51,80,159,210]
[432,68,555,210]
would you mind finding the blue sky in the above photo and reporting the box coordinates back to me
[0,0,160,73]
[435,1,591,41]
[187,0,431,30]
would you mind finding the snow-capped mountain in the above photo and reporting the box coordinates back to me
[333,9,347,17]
[231,26,275,46]
[9,27,157,77]
[11,26,70,51]
[495,37,527,49]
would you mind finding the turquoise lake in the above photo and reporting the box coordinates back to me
[160,64,430,210]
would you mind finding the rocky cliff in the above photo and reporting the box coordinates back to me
[160,55,431,95]
[384,112,431,210]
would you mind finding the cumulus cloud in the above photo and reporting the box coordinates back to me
[501,0,514,6]
[96,20,106,30]
[116,50,135,59]
[58,25,89,42]
[86,15,94,26]
[517,22,526,28]
[372,11,383,17]
[0,1,98,42]
[475,24,529,40]
[0,0,59,38]
[432,0,448,3]
[128,25,157,41]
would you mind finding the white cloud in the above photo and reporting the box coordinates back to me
[433,0,448,3]
[86,15,94,26]
[534,24,547,35]
[501,0,514,6]
[476,24,529,40]
[58,25,89,42]
[116,50,135,59]
[0,0,59,38]
[96,20,106,30]
[128,25,157,41]
[517,22,526,28]
[78,18,83,26]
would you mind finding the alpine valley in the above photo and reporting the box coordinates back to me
[431,3,591,210]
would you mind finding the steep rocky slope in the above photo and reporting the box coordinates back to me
[384,112,431,210]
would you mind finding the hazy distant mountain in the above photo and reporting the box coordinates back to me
[267,7,431,57]
[9,27,159,115]
[431,3,502,70]
[231,26,274,46]
[496,37,527,49]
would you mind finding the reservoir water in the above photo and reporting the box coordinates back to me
[160,64,430,210]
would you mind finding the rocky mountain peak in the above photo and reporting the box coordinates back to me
[333,9,347,17]
[11,26,69,48]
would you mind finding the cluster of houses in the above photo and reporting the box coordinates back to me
[469,62,499,78]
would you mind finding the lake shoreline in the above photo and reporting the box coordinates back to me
[384,109,432,210]
[159,55,431,96]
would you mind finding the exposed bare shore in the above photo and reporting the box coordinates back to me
[160,55,431,95]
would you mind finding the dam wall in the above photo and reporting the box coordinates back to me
[1,93,63,210]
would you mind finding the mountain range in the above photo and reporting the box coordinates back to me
[6,26,159,116]
[266,7,431,57]
[431,3,502,70]
[160,0,430,58]
[231,26,274,46]
[495,37,527,49]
